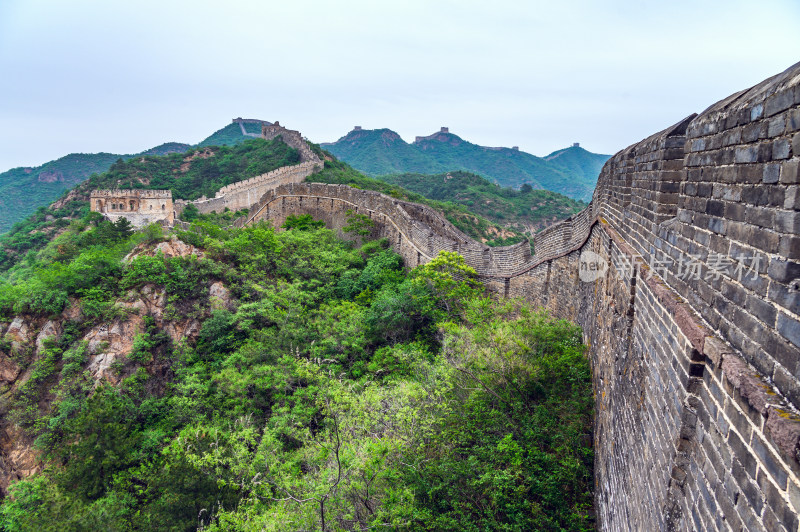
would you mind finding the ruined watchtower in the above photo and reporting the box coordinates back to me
[90,189,174,228]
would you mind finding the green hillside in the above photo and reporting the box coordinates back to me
[197,121,268,147]
[379,171,587,235]
[544,145,611,188]
[322,128,610,202]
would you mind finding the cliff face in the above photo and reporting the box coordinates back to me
[0,237,227,495]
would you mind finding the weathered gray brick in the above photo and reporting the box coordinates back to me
[735,145,759,164]
[752,435,789,490]
[746,206,775,228]
[774,210,800,233]
[788,108,800,133]
[765,89,795,117]
[769,115,786,137]
[777,312,800,348]
[746,293,778,326]
[779,235,800,259]
[785,186,800,210]
[773,138,791,160]
[763,163,781,184]
[767,258,800,284]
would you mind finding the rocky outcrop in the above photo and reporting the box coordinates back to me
[0,240,233,494]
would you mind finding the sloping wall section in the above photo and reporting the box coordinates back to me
[242,62,800,531]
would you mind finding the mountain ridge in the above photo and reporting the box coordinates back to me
[322,127,610,202]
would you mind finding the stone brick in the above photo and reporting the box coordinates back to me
[725,202,747,221]
[767,258,800,284]
[773,138,791,160]
[766,89,795,117]
[735,145,759,164]
[725,398,754,444]
[745,226,780,253]
[769,115,786,137]
[788,108,800,133]
[779,235,800,260]
[746,206,775,228]
[722,354,774,416]
[751,432,789,490]
[739,164,764,183]
[751,103,765,121]
[706,200,725,217]
[765,405,800,473]
[704,336,731,366]
[768,282,800,316]
[763,163,781,184]
[746,293,778,326]
[785,186,800,210]
[774,210,800,234]
[743,121,767,142]
[777,312,800,348]
[793,132,800,160]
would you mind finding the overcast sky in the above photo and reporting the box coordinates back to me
[1,0,798,172]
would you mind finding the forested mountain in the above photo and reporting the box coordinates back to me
[322,127,610,201]
[378,171,587,235]
[0,142,594,530]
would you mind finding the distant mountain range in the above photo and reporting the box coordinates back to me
[0,120,268,234]
[321,127,609,202]
[0,120,609,234]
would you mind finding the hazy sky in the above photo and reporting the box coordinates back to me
[1,0,798,172]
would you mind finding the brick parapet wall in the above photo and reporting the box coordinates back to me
[90,189,171,199]
[244,182,532,276]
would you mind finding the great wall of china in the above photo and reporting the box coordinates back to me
[89,63,800,530]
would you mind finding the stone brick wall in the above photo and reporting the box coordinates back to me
[234,63,800,530]
[243,182,532,276]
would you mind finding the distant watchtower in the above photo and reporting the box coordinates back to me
[90,189,174,228]
[572,142,580,148]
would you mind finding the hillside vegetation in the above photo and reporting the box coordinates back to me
[379,171,587,235]
[322,128,609,201]
[0,209,594,530]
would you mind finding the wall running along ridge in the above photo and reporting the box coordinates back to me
[171,122,323,216]
[239,63,800,531]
